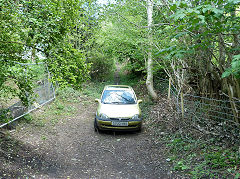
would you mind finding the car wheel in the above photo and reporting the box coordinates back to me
[137,127,142,133]
[94,118,99,132]
[137,125,142,133]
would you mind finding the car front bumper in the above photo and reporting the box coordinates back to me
[96,116,142,131]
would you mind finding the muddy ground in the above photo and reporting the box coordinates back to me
[0,94,179,179]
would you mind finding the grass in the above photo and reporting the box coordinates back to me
[170,132,240,177]
[3,62,240,178]
[21,73,116,128]
[21,86,85,128]
[144,77,240,179]
[164,134,240,178]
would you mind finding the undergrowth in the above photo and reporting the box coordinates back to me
[165,133,240,178]
[147,78,240,179]
[4,66,240,179]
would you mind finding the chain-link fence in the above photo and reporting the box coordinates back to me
[155,78,240,123]
[182,94,240,122]
[0,62,55,128]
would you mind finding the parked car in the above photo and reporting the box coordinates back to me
[94,85,142,132]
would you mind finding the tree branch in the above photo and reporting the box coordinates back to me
[114,12,141,28]
[112,13,196,36]
[0,41,45,53]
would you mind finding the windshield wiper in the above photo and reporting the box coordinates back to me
[115,93,135,104]
[102,102,112,104]
[111,102,121,104]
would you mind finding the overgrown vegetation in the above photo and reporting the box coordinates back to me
[146,78,240,178]
[89,2,240,176]
[95,0,240,120]
[1,0,240,177]
[0,0,94,107]
[164,133,240,178]
[25,86,85,128]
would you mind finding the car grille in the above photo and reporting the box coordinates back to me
[110,118,130,121]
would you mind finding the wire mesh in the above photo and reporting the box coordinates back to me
[183,93,240,122]
[0,63,55,128]
[154,77,240,123]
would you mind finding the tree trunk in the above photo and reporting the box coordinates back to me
[146,0,158,100]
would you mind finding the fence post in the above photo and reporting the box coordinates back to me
[181,91,184,119]
[168,78,171,100]
[229,84,239,123]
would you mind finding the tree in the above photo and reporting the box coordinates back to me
[146,0,158,100]
[90,0,160,99]
[153,0,240,121]
[0,0,94,106]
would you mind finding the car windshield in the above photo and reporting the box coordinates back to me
[101,89,136,104]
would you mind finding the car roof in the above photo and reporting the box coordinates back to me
[104,85,133,91]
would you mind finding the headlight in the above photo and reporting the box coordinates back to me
[99,113,109,119]
[132,114,140,120]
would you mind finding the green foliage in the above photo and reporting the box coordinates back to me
[119,72,141,87]
[86,50,115,80]
[22,114,33,123]
[222,55,240,79]
[0,0,94,107]
[48,43,90,87]
[151,0,240,98]
[0,109,11,124]
[82,80,114,99]
[166,134,240,178]
[204,148,240,169]
[41,135,47,140]
[91,1,148,75]
[174,160,189,171]
[56,87,82,102]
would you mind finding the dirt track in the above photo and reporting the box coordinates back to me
[0,97,175,179]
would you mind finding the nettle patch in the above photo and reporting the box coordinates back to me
[165,134,240,178]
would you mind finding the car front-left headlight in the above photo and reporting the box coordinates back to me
[99,113,109,119]
[132,114,140,120]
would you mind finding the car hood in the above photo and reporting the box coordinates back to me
[98,103,140,118]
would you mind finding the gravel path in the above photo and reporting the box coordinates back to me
[0,98,174,179]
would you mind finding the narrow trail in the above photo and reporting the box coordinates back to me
[0,73,175,178]
[114,62,121,85]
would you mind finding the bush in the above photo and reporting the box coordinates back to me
[87,51,115,81]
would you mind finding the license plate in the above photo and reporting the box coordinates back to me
[112,121,128,126]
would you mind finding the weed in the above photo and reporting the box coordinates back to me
[34,120,46,127]
[141,99,154,120]
[0,109,11,124]
[56,103,65,110]
[21,114,33,123]
[66,106,76,112]
[173,160,189,171]
[165,134,240,178]
[56,87,82,102]
[41,135,47,140]
[204,148,240,169]
[118,72,140,87]
[190,161,212,179]
[51,118,58,125]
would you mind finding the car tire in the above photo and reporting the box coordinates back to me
[137,127,142,133]
[137,125,142,133]
[94,118,99,132]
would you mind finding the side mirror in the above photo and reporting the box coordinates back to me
[137,99,143,104]
[95,99,100,103]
